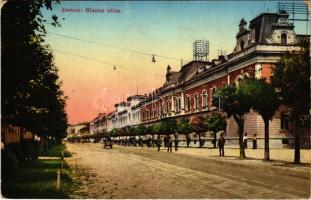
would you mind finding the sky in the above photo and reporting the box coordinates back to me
[41,1,308,124]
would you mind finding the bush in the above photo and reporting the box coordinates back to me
[21,140,34,161]
[32,141,41,160]
[1,148,19,180]
[8,143,25,162]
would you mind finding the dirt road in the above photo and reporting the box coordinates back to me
[66,143,310,199]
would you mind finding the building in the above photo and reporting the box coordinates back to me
[96,11,310,148]
[67,122,90,138]
[90,113,107,135]
[138,11,309,147]
[106,95,145,131]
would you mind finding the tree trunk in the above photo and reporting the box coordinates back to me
[198,133,202,148]
[213,132,217,148]
[234,116,246,159]
[186,134,190,147]
[264,119,270,161]
[294,121,300,164]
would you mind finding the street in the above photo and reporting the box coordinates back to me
[66,143,310,199]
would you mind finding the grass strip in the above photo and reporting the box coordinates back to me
[2,159,73,198]
[40,144,72,157]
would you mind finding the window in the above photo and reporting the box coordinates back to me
[240,40,245,50]
[186,95,191,111]
[210,87,217,109]
[281,112,289,130]
[194,93,199,110]
[202,90,208,109]
[175,97,180,112]
[167,100,171,112]
[281,33,287,45]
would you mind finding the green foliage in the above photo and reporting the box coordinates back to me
[134,125,147,136]
[213,85,252,119]
[126,126,136,136]
[1,149,20,180]
[108,129,118,137]
[271,41,310,123]
[205,113,227,134]
[177,118,193,135]
[151,124,159,135]
[271,40,310,163]
[40,144,71,157]
[213,84,251,158]
[146,125,154,135]
[189,116,207,134]
[239,78,278,121]
[2,1,67,140]
[160,118,177,135]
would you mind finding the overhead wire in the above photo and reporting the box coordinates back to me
[52,48,164,79]
[47,31,191,63]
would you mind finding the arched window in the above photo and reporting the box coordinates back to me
[240,40,245,50]
[281,33,287,45]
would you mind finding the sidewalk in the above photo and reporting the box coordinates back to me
[174,147,311,164]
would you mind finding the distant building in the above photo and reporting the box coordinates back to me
[67,122,90,138]
[106,95,145,131]
[90,113,106,135]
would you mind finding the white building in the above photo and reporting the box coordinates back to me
[67,122,89,137]
[106,95,144,131]
[89,113,107,134]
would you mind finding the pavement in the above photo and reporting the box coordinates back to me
[66,143,311,199]
[175,146,311,164]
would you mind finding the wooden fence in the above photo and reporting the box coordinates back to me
[1,125,34,145]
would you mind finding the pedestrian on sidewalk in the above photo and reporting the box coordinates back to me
[218,133,225,156]
[156,135,162,152]
[167,135,172,152]
[186,134,191,147]
[243,132,248,149]
[174,132,179,151]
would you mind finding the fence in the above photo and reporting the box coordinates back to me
[1,125,34,145]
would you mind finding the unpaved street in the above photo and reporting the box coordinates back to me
[66,143,310,199]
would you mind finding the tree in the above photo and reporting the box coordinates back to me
[109,129,118,138]
[134,125,147,137]
[159,118,178,150]
[213,85,252,158]
[152,124,162,136]
[239,78,278,160]
[177,118,193,147]
[205,113,227,148]
[271,40,310,164]
[190,116,207,148]
[2,1,67,140]
[160,118,177,135]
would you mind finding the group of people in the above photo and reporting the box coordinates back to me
[156,135,173,152]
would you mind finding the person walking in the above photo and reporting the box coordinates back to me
[156,135,162,152]
[243,132,248,149]
[167,135,173,152]
[218,133,225,156]
[186,134,191,147]
[174,132,179,151]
